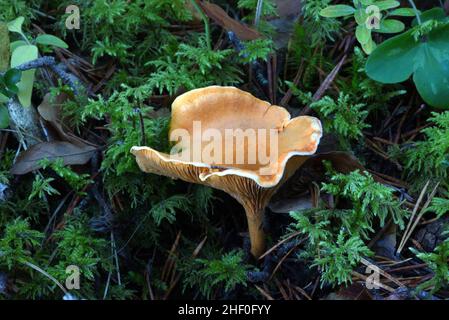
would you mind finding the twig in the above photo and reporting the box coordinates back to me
[0,128,44,143]
[388,263,428,273]
[293,285,312,300]
[280,59,304,107]
[365,138,403,170]
[112,231,122,286]
[300,55,347,115]
[397,181,430,254]
[351,271,395,293]
[22,261,69,296]
[145,251,156,300]
[163,236,207,300]
[273,277,289,300]
[408,0,422,25]
[269,244,299,280]
[368,219,393,249]
[310,276,320,298]
[360,258,405,288]
[397,182,440,255]
[272,54,277,105]
[161,232,181,282]
[394,106,410,144]
[254,0,264,27]
[12,56,82,94]
[254,284,274,300]
[259,230,301,260]
[138,110,146,146]
[267,56,274,104]
[43,191,73,237]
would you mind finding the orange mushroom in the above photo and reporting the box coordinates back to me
[131,86,322,258]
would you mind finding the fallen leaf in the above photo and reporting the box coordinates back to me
[199,1,261,40]
[11,141,96,175]
[37,92,66,123]
[37,93,97,147]
[11,93,99,174]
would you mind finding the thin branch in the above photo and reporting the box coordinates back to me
[254,0,264,27]
[11,56,83,94]
[408,0,422,25]
[300,55,347,116]
[22,261,69,296]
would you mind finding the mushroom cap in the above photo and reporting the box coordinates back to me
[131,86,322,258]
[131,86,322,192]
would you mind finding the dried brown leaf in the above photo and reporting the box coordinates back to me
[199,1,261,40]
[38,93,97,147]
[37,92,67,123]
[11,141,96,175]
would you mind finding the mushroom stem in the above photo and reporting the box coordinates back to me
[244,205,266,259]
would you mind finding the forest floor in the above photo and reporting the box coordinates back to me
[0,0,448,300]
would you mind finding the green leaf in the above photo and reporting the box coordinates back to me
[356,25,371,45]
[361,38,376,54]
[0,93,8,103]
[389,8,418,17]
[320,5,355,18]
[4,68,21,86]
[366,24,449,108]
[10,40,27,52]
[412,8,447,26]
[355,9,369,25]
[366,30,418,83]
[374,0,400,11]
[0,69,21,97]
[413,26,449,109]
[0,78,8,97]
[413,48,449,109]
[7,17,24,35]
[376,19,405,33]
[35,34,68,49]
[0,104,10,129]
[10,45,38,107]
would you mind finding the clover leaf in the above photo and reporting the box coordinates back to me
[366,19,449,109]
